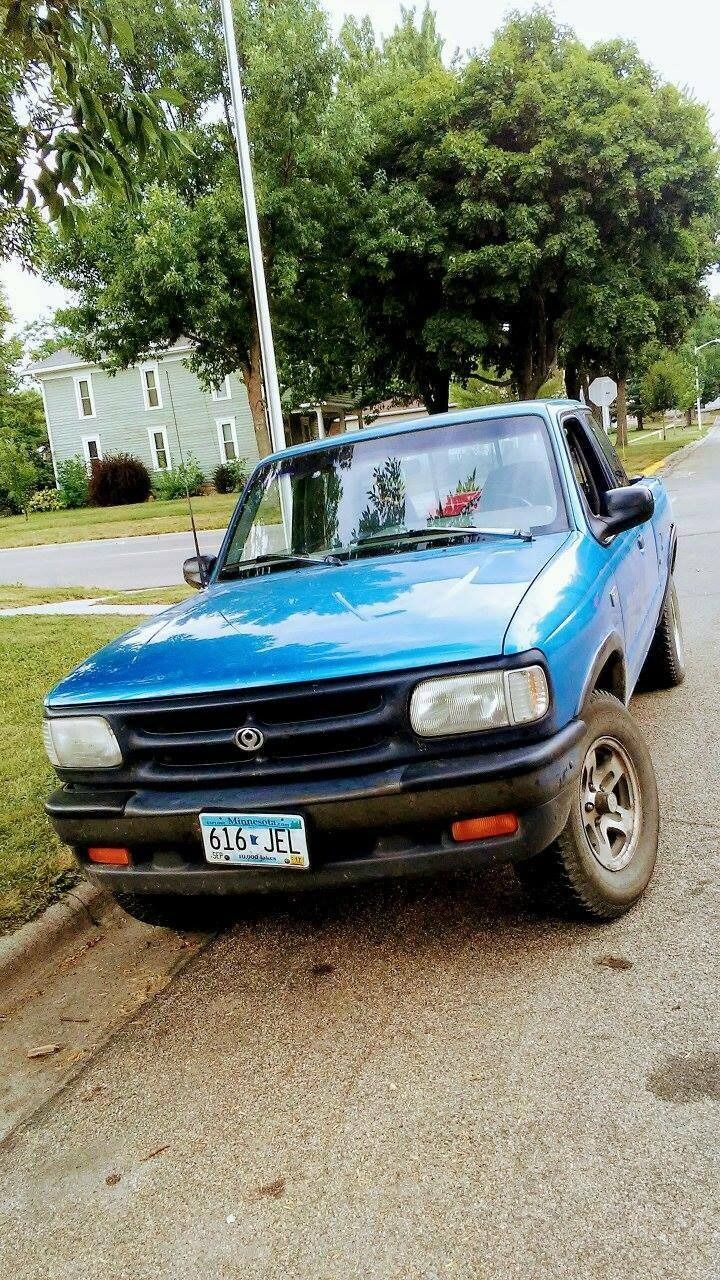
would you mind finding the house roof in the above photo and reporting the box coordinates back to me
[25,337,193,377]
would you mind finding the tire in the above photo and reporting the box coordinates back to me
[641,578,686,688]
[515,691,659,920]
[112,891,230,932]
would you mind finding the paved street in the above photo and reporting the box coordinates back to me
[0,529,225,589]
[1,434,719,1280]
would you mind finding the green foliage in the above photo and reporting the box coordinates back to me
[88,452,152,506]
[57,456,90,509]
[42,0,361,453]
[153,453,205,500]
[691,300,720,405]
[0,438,39,517]
[1,0,190,260]
[641,352,696,415]
[27,487,61,513]
[213,459,249,494]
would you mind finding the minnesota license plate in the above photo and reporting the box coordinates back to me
[200,812,309,870]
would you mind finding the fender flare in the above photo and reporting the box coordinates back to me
[578,632,627,712]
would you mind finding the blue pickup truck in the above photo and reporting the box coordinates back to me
[43,402,684,927]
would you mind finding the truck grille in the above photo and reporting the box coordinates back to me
[96,670,422,788]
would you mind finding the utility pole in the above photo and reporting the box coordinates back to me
[218,0,286,455]
[693,338,720,433]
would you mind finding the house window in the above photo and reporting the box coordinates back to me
[148,426,171,471]
[141,362,163,410]
[211,376,231,402]
[216,417,238,463]
[81,435,102,468]
[74,374,96,419]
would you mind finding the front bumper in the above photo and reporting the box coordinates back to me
[46,719,585,896]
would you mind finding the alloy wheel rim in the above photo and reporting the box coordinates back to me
[580,736,641,872]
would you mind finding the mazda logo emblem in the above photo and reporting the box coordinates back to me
[235,726,264,752]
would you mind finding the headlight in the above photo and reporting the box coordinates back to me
[409,665,549,738]
[42,716,122,769]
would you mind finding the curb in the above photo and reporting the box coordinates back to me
[0,881,111,988]
[642,423,718,477]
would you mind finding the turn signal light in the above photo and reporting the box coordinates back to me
[451,814,518,842]
[87,846,131,866]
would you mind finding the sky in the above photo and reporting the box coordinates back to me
[4,0,720,333]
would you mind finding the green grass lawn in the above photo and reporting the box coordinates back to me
[614,422,710,474]
[0,492,240,549]
[0,584,193,609]
[0,610,141,936]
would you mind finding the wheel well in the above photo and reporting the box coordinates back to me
[593,651,626,703]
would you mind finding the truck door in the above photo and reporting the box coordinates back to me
[562,414,658,688]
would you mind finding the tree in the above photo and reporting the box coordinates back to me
[0,292,47,454]
[691,300,720,406]
[559,40,719,444]
[1,0,187,259]
[641,351,695,419]
[0,438,38,516]
[41,0,363,456]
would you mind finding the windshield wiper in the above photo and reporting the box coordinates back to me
[350,525,534,549]
[219,552,343,580]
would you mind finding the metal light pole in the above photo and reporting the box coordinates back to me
[219,0,286,455]
[693,339,720,432]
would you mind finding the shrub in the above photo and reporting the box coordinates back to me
[153,453,205,500]
[0,439,39,518]
[89,453,152,507]
[57,456,89,509]
[213,458,250,494]
[27,487,61,513]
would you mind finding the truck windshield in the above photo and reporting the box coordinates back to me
[218,414,568,574]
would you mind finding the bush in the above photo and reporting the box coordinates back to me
[89,453,152,507]
[153,453,205,500]
[27,487,61,513]
[57,456,89,509]
[212,458,249,494]
[0,439,39,518]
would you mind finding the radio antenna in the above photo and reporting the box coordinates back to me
[164,369,206,586]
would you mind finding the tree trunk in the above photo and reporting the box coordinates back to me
[685,407,692,429]
[636,409,644,431]
[615,376,629,448]
[423,374,450,416]
[564,358,581,401]
[242,323,272,458]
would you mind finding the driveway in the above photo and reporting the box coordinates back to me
[1,435,718,1279]
[0,529,225,589]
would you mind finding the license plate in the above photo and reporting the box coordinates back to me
[200,812,309,870]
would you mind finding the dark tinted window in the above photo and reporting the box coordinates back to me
[583,413,628,486]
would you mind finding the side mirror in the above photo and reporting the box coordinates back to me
[599,485,654,542]
[183,555,216,589]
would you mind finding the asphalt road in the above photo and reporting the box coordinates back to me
[0,529,225,589]
[1,434,719,1279]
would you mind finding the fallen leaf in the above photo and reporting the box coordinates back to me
[594,955,633,971]
[142,1144,170,1162]
[254,1177,286,1200]
[311,962,335,978]
[105,1172,121,1187]
[27,1043,63,1059]
[80,1084,107,1101]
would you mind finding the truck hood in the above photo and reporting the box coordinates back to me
[47,534,569,707]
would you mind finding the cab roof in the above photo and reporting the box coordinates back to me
[265,399,583,465]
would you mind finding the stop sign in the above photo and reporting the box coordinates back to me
[588,376,618,408]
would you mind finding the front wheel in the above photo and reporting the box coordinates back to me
[515,691,659,920]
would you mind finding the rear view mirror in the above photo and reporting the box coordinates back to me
[183,555,216,589]
[600,485,654,543]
